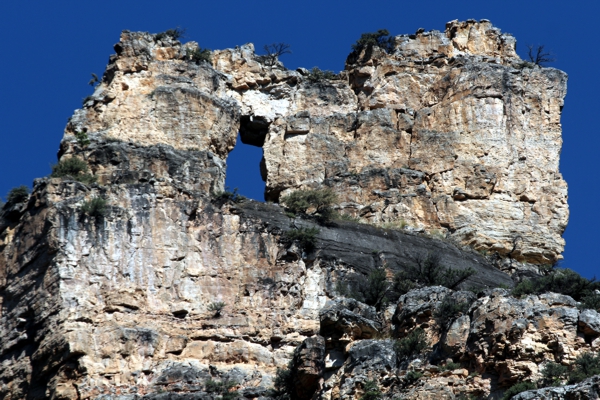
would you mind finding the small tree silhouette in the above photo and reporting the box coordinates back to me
[263,43,291,66]
[527,44,555,66]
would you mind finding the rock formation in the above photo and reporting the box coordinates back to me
[0,20,583,400]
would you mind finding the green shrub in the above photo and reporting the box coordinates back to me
[395,328,428,361]
[155,27,185,41]
[74,128,90,147]
[439,362,461,372]
[281,188,338,222]
[539,362,569,387]
[568,352,600,384]
[213,187,245,203]
[580,291,600,312]
[283,227,320,250]
[343,266,391,311]
[205,379,238,400]
[6,185,29,204]
[351,29,395,54]
[501,381,537,400]
[434,295,470,330]
[512,268,600,302]
[393,253,476,295]
[51,157,96,184]
[81,197,107,218]
[404,371,423,385]
[270,365,293,400]
[186,47,212,64]
[360,380,382,400]
[307,67,338,83]
[208,301,226,317]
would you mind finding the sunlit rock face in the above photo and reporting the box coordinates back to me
[0,20,571,399]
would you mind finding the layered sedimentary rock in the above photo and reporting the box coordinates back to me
[0,20,575,399]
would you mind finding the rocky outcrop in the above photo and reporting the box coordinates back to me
[63,20,567,265]
[0,19,575,399]
[513,375,600,399]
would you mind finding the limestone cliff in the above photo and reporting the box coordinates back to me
[0,20,581,400]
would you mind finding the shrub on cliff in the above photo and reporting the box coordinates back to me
[502,381,537,400]
[281,188,338,222]
[205,379,238,400]
[186,47,212,64]
[512,268,600,304]
[392,253,476,295]
[282,227,320,251]
[51,157,96,185]
[340,266,391,311]
[539,362,569,387]
[360,380,382,400]
[351,29,395,54]
[568,352,600,384]
[395,328,428,361]
[434,295,470,330]
[208,301,226,317]
[6,186,29,204]
[306,67,338,83]
[81,197,107,218]
[154,27,185,41]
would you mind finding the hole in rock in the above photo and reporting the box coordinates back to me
[225,133,266,201]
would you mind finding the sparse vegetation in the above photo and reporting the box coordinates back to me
[280,188,338,223]
[81,197,107,218]
[306,67,338,83]
[208,301,226,317]
[6,186,29,204]
[270,364,293,400]
[527,44,555,66]
[378,219,408,231]
[568,352,600,384]
[74,128,90,147]
[394,328,429,361]
[155,27,186,41]
[283,227,320,250]
[404,371,423,385]
[539,362,569,387]
[262,43,292,66]
[392,253,476,295]
[205,379,238,400]
[512,268,600,310]
[213,187,245,203]
[351,29,395,54]
[186,47,212,64]
[439,362,461,372]
[360,380,382,400]
[434,295,470,330]
[51,157,96,184]
[501,382,537,400]
[341,266,391,311]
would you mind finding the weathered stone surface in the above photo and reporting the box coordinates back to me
[320,298,383,341]
[579,309,600,337]
[512,375,600,399]
[0,20,574,399]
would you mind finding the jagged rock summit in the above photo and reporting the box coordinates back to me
[0,20,578,400]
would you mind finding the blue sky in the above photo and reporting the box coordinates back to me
[1,1,598,278]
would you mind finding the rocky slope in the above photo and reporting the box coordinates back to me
[0,20,585,400]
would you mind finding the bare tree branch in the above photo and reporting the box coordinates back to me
[262,43,291,66]
[527,44,555,66]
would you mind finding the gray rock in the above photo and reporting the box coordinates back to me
[512,374,600,399]
[320,298,382,340]
[579,309,600,336]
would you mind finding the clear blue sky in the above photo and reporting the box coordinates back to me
[1,1,598,278]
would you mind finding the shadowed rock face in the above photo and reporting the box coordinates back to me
[0,20,574,399]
